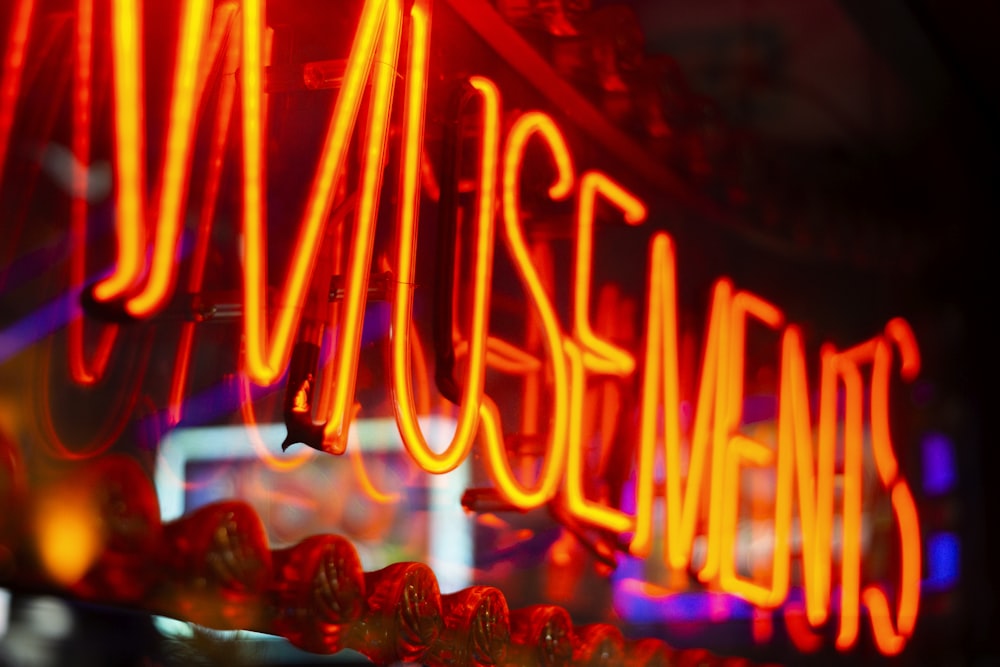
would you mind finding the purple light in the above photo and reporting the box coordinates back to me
[0,290,79,363]
[612,552,755,623]
[613,582,755,624]
[921,431,956,496]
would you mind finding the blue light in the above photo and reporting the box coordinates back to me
[925,532,960,592]
[921,431,956,496]
[613,585,754,624]
[612,554,755,623]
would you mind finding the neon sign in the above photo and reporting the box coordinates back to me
[1,0,923,656]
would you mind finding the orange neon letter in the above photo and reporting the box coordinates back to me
[808,324,922,654]
[573,171,646,375]
[91,0,147,303]
[481,111,575,508]
[92,0,212,310]
[562,339,632,533]
[240,0,403,456]
[859,320,922,655]
[122,0,212,316]
[0,0,35,181]
[630,232,731,574]
[834,350,866,651]
[167,3,242,423]
[389,22,499,474]
[717,292,787,605]
[69,1,237,386]
[68,0,118,386]
[562,172,646,532]
[777,329,838,627]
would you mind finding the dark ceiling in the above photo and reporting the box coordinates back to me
[630,0,998,145]
[552,0,997,295]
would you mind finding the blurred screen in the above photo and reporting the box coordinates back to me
[157,416,472,592]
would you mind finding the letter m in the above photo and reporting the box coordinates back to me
[241,0,406,389]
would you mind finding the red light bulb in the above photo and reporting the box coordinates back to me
[676,648,718,667]
[425,586,510,666]
[573,623,626,667]
[505,604,573,667]
[269,533,366,653]
[0,427,26,574]
[158,500,272,630]
[341,561,443,664]
[625,637,677,667]
[715,657,752,667]
[67,454,163,604]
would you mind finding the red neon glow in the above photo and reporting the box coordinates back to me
[316,1,403,453]
[779,328,836,627]
[718,427,790,608]
[629,233,671,558]
[837,330,921,654]
[632,244,731,573]
[167,3,241,425]
[407,317,434,417]
[36,336,144,461]
[885,317,921,381]
[588,285,632,472]
[193,3,239,102]
[784,603,823,653]
[752,609,774,645]
[573,171,645,375]
[0,0,34,178]
[390,43,495,473]
[698,292,783,582]
[481,110,575,509]
[453,335,546,378]
[625,236,919,655]
[561,173,647,532]
[717,292,786,604]
[835,353,864,650]
[870,340,900,487]
[94,0,146,302]
[563,340,632,533]
[420,147,441,202]
[91,1,233,314]
[874,332,922,650]
[863,481,920,655]
[124,0,210,317]
[166,327,194,427]
[68,0,118,386]
[518,242,553,439]
[240,0,399,393]
[485,337,543,373]
[505,112,575,200]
